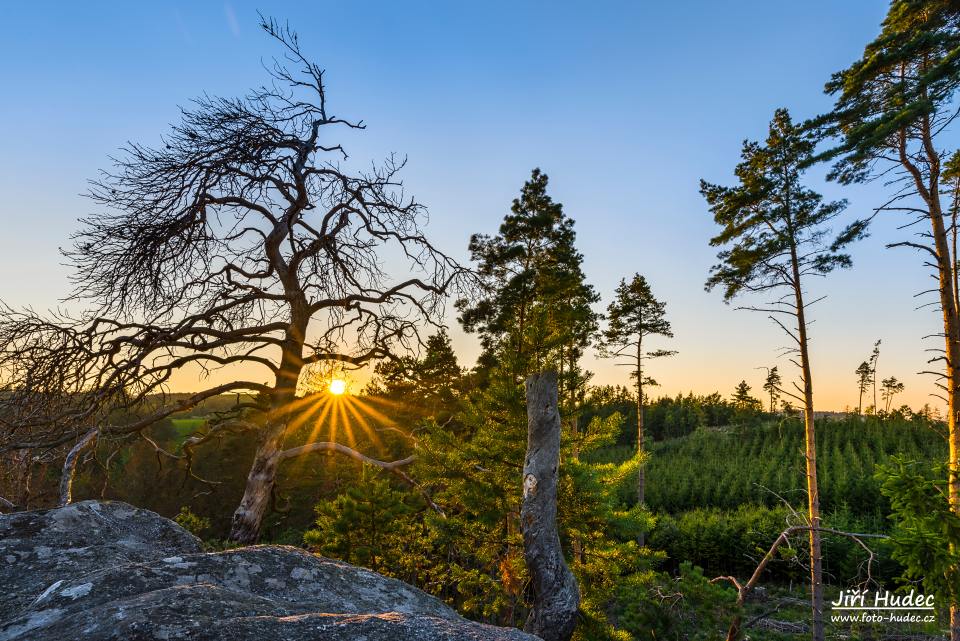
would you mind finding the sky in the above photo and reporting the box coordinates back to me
[0,1,947,411]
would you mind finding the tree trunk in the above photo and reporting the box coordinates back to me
[58,428,99,507]
[790,250,824,641]
[636,341,646,546]
[904,115,960,640]
[801,389,824,641]
[522,371,580,641]
[928,199,960,641]
[229,308,306,544]
[229,421,285,543]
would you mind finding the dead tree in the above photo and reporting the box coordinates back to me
[522,372,580,641]
[0,17,464,543]
[712,525,885,641]
[58,427,98,507]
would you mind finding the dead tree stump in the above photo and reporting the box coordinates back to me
[522,371,580,641]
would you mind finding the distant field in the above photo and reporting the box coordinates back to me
[169,418,205,444]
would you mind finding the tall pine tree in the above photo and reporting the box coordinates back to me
[458,168,599,399]
[702,108,867,641]
[600,274,676,512]
[821,8,960,633]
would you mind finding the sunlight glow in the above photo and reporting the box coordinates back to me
[328,379,347,396]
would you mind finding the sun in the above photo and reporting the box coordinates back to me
[328,379,347,396]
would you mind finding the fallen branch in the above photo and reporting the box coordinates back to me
[711,525,887,641]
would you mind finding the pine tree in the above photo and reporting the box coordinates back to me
[365,330,466,424]
[731,380,761,412]
[855,361,873,415]
[762,366,782,413]
[457,168,599,396]
[881,376,906,414]
[820,5,960,634]
[702,108,868,641]
[600,273,676,510]
[870,340,881,413]
[426,169,643,634]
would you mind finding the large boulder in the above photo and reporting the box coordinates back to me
[0,501,538,641]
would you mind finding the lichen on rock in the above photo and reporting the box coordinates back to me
[0,501,538,641]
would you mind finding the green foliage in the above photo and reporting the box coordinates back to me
[583,391,737,446]
[174,505,211,538]
[761,366,782,413]
[877,456,960,605]
[880,376,905,413]
[457,167,599,396]
[648,504,898,586]
[855,360,873,414]
[404,364,659,631]
[702,107,867,303]
[304,473,418,574]
[600,273,677,406]
[638,416,945,516]
[821,0,960,183]
[614,562,736,641]
[731,380,755,409]
[364,329,467,426]
[645,394,706,440]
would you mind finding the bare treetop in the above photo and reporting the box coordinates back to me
[0,18,466,539]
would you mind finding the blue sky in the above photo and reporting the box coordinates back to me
[0,1,943,410]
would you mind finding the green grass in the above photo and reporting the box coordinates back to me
[169,417,205,446]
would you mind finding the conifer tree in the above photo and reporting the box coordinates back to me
[600,273,676,508]
[731,380,761,412]
[365,330,465,423]
[881,376,906,414]
[870,340,881,412]
[457,168,599,401]
[820,7,960,631]
[702,108,867,641]
[421,169,644,635]
[856,361,873,415]
[762,366,782,413]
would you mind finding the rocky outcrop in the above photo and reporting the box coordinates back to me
[0,501,538,641]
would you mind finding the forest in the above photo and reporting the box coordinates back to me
[2,2,960,641]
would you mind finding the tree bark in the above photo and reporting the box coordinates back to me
[229,304,305,544]
[929,200,960,641]
[790,246,824,641]
[522,371,580,641]
[636,340,646,546]
[904,116,960,640]
[229,421,285,544]
[58,428,99,507]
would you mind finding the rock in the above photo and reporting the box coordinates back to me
[0,501,538,641]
